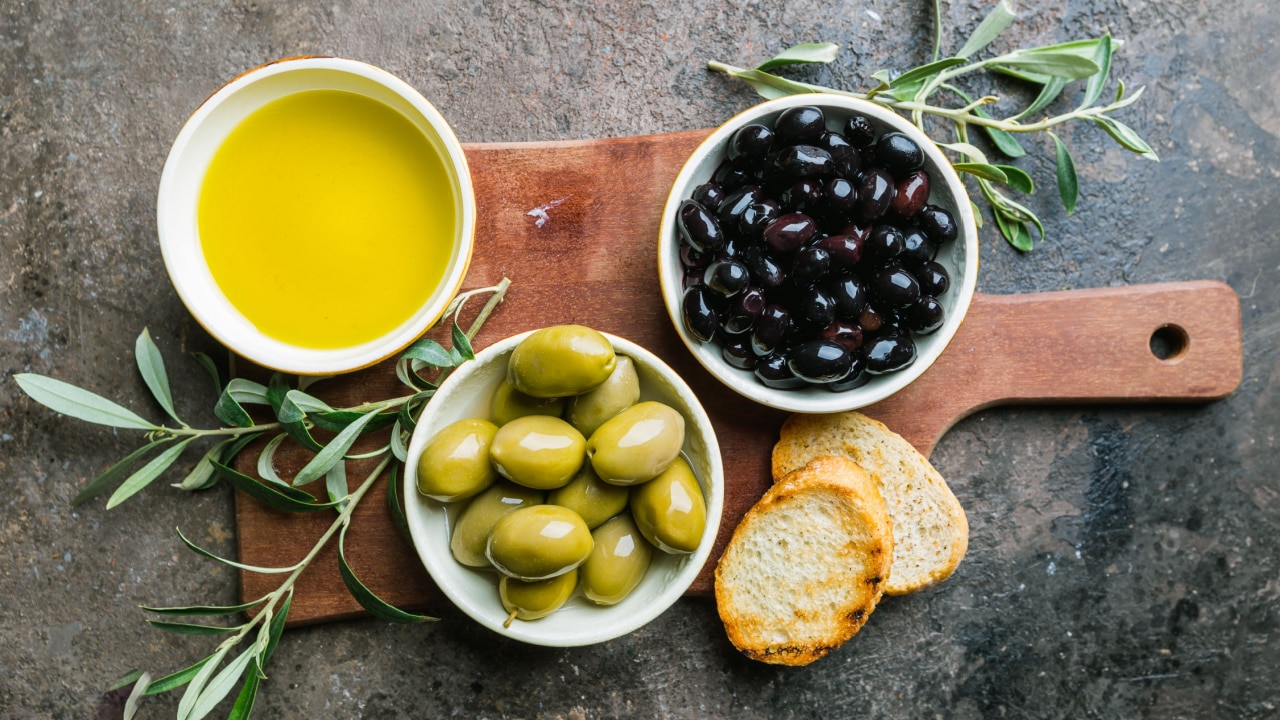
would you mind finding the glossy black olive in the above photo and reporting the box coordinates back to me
[755,351,808,390]
[825,355,869,391]
[704,260,751,297]
[906,295,945,334]
[872,267,921,308]
[875,132,924,178]
[691,182,726,212]
[788,339,854,383]
[730,123,776,161]
[682,285,722,342]
[723,286,766,334]
[677,199,725,253]
[916,260,950,296]
[795,286,837,327]
[819,319,863,352]
[767,145,834,182]
[716,235,751,262]
[813,233,865,269]
[816,131,862,178]
[822,177,858,221]
[788,246,831,287]
[864,333,917,374]
[722,337,758,370]
[864,224,905,264]
[858,303,886,333]
[855,169,895,223]
[890,170,930,217]
[750,304,791,356]
[775,106,826,145]
[681,270,701,292]
[738,200,780,239]
[679,243,709,270]
[713,156,755,191]
[779,180,823,214]
[917,204,958,243]
[900,228,935,267]
[844,114,877,149]
[762,213,817,254]
[825,274,868,319]
[717,186,764,229]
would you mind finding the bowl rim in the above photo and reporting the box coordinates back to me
[657,93,979,413]
[156,56,476,375]
[403,330,725,646]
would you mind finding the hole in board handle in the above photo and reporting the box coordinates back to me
[1149,324,1189,364]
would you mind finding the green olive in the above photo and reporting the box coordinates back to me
[416,418,499,502]
[566,355,640,437]
[587,401,686,486]
[490,378,565,426]
[508,325,617,398]
[630,457,706,554]
[449,481,544,567]
[489,415,586,490]
[499,569,578,625]
[486,505,594,580]
[580,513,652,606]
[547,464,630,530]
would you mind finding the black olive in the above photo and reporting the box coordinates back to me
[767,144,834,182]
[679,243,709,270]
[872,266,921,308]
[717,186,764,229]
[825,355,869,391]
[750,304,791,356]
[677,200,725,253]
[755,351,809,389]
[864,333,917,374]
[844,114,877,149]
[890,170,930,217]
[691,182,726,212]
[722,286,766,334]
[730,123,776,161]
[816,131,862,178]
[738,200,780,239]
[825,274,868,319]
[743,245,787,291]
[682,285,722,342]
[704,260,751,297]
[779,179,823,214]
[762,213,818,254]
[813,233,865,269]
[875,132,925,178]
[775,106,826,145]
[716,235,751,262]
[855,169,895,223]
[712,156,755,192]
[788,339,854,383]
[900,228,935,267]
[788,246,831,287]
[917,204,958,243]
[722,338,758,370]
[822,177,859,221]
[819,319,864,352]
[864,225,905,264]
[916,260,950,296]
[906,295,945,334]
[795,286,837,327]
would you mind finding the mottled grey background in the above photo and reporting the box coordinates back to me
[2,0,1278,717]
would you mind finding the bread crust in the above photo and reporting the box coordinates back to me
[714,456,892,666]
[772,412,968,595]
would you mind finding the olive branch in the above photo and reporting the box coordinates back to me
[706,0,1157,251]
[15,278,510,719]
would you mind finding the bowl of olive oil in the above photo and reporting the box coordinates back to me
[158,57,475,374]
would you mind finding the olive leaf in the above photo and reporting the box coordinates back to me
[122,671,151,720]
[885,57,966,89]
[994,164,1035,193]
[15,374,159,430]
[325,461,349,510]
[147,620,243,636]
[109,669,146,692]
[945,85,1026,158]
[141,597,269,616]
[292,409,382,487]
[141,656,215,697]
[993,49,1099,80]
[1011,76,1066,121]
[186,645,258,720]
[1078,34,1114,110]
[756,42,839,71]
[390,420,409,463]
[73,439,170,506]
[337,519,435,623]
[956,0,1016,58]
[191,352,222,396]
[255,434,290,486]
[1050,131,1079,213]
[135,328,182,425]
[176,526,300,574]
[1091,115,1159,159]
[211,460,339,514]
[953,162,1009,183]
[175,645,230,720]
[228,660,260,720]
[451,320,475,362]
[385,464,413,546]
[215,378,270,428]
[175,437,234,491]
[106,437,195,509]
[276,393,323,453]
[396,391,435,434]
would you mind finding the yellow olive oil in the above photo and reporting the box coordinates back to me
[198,89,456,349]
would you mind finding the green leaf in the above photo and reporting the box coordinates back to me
[756,42,839,71]
[227,378,270,405]
[256,433,290,486]
[187,645,257,720]
[176,525,300,574]
[122,671,151,720]
[211,460,337,514]
[106,437,194,509]
[390,420,409,463]
[338,521,436,623]
[451,321,475,361]
[220,431,264,465]
[227,662,260,720]
[140,597,269,616]
[262,590,291,664]
[887,57,966,89]
[325,461,349,510]
[276,394,323,452]
[1091,116,1159,160]
[109,669,145,692]
[953,162,1009,183]
[73,439,169,506]
[191,352,222,396]
[993,209,1035,251]
[292,409,382,487]
[386,464,413,546]
[15,374,159,430]
[957,0,1016,58]
[399,338,454,368]
[311,409,398,434]
[1050,132,1079,213]
[143,655,214,696]
[396,391,434,434]
[266,373,289,414]
[720,67,823,99]
[947,85,1027,158]
[1011,76,1066,121]
[215,378,269,429]
[994,50,1099,79]
[147,620,242,636]
[1079,34,1113,109]
[175,438,233,491]
[176,646,228,720]
[993,164,1035,193]
[282,389,333,414]
[135,328,181,425]
[938,141,990,163]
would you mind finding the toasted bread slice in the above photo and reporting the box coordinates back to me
[772,412,968,595]
[714,456,892,666]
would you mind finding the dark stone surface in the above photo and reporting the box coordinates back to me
[2,0,1277,717]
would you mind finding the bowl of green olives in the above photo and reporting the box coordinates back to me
[658,94,979,413]
[404,325,724,646]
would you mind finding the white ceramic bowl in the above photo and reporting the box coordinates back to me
[157,57,476,375]
[404,331,724,646]
[658,94,979,413]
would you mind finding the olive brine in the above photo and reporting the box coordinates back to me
[416,325,707,625]
[677,105,958,390]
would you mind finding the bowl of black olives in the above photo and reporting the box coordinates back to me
[659,94,979,412]
[404,325,724,646]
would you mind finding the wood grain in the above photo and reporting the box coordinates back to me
[234,131,1242,627]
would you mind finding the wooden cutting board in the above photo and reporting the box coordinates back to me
[234,130,1243,627]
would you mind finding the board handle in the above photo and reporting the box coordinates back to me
[865,280,1243,455]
